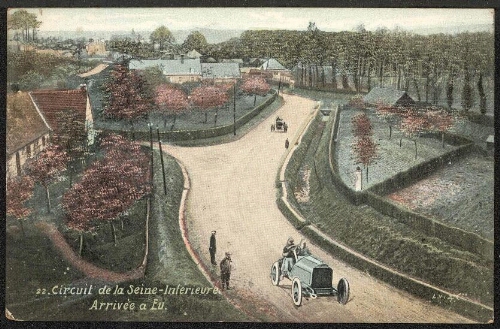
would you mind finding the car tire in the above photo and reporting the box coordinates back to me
[271,261,280,286]
[292,277,302,306]
[337,278,350,305]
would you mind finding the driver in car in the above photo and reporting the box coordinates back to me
[281,237,297,279]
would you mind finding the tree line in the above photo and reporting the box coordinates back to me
[109,23,492,109]
[236,24,493,98]
[8,9,42,42]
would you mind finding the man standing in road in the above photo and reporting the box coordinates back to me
[220,252,232,290]
[285,138,289,149]
[209,231,217,265]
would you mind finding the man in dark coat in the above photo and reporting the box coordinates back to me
[220,252,232,290]
[209,231,217,265]
[285,138,289,149]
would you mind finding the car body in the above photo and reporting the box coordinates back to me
[270,248,349,306]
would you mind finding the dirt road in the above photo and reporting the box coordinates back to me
[162,94,473,323]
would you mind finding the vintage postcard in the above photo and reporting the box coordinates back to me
[5,7,495,323]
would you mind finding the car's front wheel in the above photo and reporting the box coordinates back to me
[292,277,302,306]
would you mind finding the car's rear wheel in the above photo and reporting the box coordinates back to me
[271,262,280,286]
[292,277,302,306]
[337,278,350,305]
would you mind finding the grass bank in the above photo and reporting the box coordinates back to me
[282,113,493,307]
[6,150,248,321]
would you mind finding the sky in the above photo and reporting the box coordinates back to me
[16,8,494,33]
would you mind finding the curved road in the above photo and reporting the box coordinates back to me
[162,94,472,323]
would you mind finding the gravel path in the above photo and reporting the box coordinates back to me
[161,93,473,323]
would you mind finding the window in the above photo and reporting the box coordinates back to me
[26,144,31,158]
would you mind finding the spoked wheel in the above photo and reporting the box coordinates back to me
[291,277,302,306]
[337,278,350,305]
[271,262,281,286]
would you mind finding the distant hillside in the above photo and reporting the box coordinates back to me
[35,28,244,44]
[172,28,244,44]
[408,23,493,35]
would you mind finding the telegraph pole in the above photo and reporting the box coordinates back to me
[148,123,154,186]
[233,83,237,136]
[156,127,167,195]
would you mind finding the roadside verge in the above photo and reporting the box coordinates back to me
[276,106,493,323]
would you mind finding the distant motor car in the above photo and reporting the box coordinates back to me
[274,116,287,132]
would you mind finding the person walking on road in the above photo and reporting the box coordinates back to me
[285,138,289,149]
[220,252,232,290]
[209,231,217,265]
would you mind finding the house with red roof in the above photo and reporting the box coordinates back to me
[6,92,51,179]
[30,85,96,150]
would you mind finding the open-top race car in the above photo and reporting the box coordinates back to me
[270,244,350,306]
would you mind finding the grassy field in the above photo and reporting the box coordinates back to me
[94,93,275,133]
[387,153,494,240]
[335,108,459,190]
[6,89,284,321]
[290,87,494,242]
[6,150,248,321]
[284,113,493,306]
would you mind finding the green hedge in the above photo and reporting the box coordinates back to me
[277,104,493,321]
[102,90,278,142]
[326,105,491,259]
[280,112,321,213]
[367,143,476,196]
[461,112,494,127]
[293,85,361,95]
[327,105,365,205]
[300,225,492,323]
[327,107,484,246]
[283,112,322,189]
[364,191,493,259]
[276,194,308,230]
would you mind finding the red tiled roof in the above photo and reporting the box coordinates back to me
[7,92,51,155]
[30,89,88,132]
